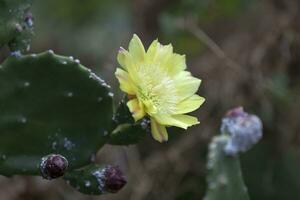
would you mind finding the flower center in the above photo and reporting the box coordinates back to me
[136,64,178,115]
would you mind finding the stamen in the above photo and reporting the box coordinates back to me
[136,64,178,114]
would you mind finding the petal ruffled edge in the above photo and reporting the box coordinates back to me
[128,34,146,63]
[163,53,186,75]
[117,47,141,83]
[146,39,159,59]
[174,95,205,114]
[117,47,129,69]
[146,40,173,64]
[115,68,136,95]
[154,114,200,129]
[174,71,202,101]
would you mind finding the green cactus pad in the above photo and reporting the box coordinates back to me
[64,164,106,195]
[0,0,34,52]
[108,98,149,145]
[204,135,250,200]
[0,51,113,176]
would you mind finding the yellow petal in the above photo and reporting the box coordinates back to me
[129,34,145,63]
[146,42,173,64]
[151,118,168,142]
[117,48,141,83]
[155,44,173,63]
[172,115,200,128]
[117,47,128,69]
[147,42,186,76]
[174,95,205,114]
[146,39,159,59]
[127,98,145,121]
[115,68,136,95]
[143,99,158,115]
[154,114,199,129]
[163,53,186,75]
[174,71,201,101]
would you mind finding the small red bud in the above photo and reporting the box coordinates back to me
[40,154,68,180]
[104,166,127,193]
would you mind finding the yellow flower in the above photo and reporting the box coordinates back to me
[115,34,205,142]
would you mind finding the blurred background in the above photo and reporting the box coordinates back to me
[1,0,300,199]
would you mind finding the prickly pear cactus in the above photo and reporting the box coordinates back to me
[204,135,250,200]
[0,2,148,191]
[0,1,205,196]
[0,0,34,52]
[0,51,114,175]
[204,107,263,200]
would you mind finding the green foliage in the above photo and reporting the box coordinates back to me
[0,0,33,52]
[31,0,131,62]
[0,1,147,192]
[35,0,129,25]
[0,51,113,175]
[159,0,254,55]
[204,135,250,200]
[267,70,291,105]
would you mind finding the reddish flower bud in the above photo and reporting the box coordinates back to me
[104,166,127,193]
[40,154,68,180]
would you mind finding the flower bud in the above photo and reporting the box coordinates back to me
[104,166,127,193]
[221,107,263,156]
[40,154,68,180]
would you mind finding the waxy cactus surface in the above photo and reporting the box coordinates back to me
[0,51,113,176]
[0,0,34,53]
[64,164,127,195]
[204,135,250,200]
[0,0,149,196]
[108,98,150,145]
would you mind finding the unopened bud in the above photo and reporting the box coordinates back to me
[221,107,263,156]
[104,166,127,193]
[64,164,127,195]
[40,154,68,180]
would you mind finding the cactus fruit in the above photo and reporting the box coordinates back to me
[0,0,34,52]
[203,107,263,200]
[221,107,263,156]
[40,154,69,180]
[64,164,127,195]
